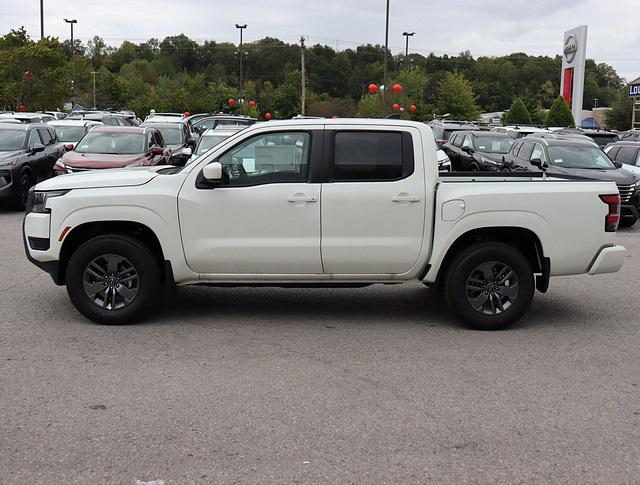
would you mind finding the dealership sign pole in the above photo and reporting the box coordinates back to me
[629,77,640,129]
[560,25,588,126]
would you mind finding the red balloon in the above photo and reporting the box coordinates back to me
[184,111,191,117]
[392,103,400,111]
[227,99,236,106]
[18,104,26,112]
[392,83,402,94]
[265,112,272,120]
[248,100,256,107]
[368,83,378,94]
[409,105,417,112]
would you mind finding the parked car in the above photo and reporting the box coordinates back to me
[191,127,244,160]
[505,136,640,227]
[53,126,170,174]
[429,121,479,147]
[491,125,548,139]
[443,131,514,171]
[192,114,257,134]
[140,121,195,165]
[24,119,626,330]
[0,112,56,124]
[617,130,640,142]
[555,128,619,148]
[44,111,67,120]
[436,148,451,172]
[66,112,129,126]
[49,119,103,149]
[604,142,640,176]
[0,123,64,208]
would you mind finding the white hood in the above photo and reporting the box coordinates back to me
[35,165,170,191]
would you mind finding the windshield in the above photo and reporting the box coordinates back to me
[75,132,145,155]
[195,133,234,155]
[156,127,183,145]
[0,130,26,151]
[547,146,616,170]
[54,126,85,143]
[475,136,514,154]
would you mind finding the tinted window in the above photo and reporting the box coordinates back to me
[617,147,638,165]
[28,129,43,147]
[605,146,619,158]
[218,131,310,186]
[38,128,53,145]
[519,143,534,160]
[333,131,408,181]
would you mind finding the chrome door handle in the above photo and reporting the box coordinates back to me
[287,195,317,203]
[392,195,421,203]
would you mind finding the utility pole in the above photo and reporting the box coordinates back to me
[235,24,247,96]
[64,19,77,101]
[40,0,44,39]
[91,71,97,108]
[382,0,390,115]
[300,36,306,116]
[402,31,415,63]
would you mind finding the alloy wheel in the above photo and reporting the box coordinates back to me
[465,261,519,315]
[82,254,139,310]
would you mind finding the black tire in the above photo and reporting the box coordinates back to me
[14,170,34,211]
[619,218,637,228]
[445,242,535,331]
[66,234,161,325]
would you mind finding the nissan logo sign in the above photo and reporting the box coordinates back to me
[564,35,578,64]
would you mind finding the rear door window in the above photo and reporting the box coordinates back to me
[605,146,619,158]
[618,147,638,165]
[332,131,412,181]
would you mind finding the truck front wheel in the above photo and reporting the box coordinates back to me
[66,234,161,325]
[445,242,535,330]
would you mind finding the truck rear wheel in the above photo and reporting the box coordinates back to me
[66,234,161,325]
[445,242,534,330]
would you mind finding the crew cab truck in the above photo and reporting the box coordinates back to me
[23,119,626,330]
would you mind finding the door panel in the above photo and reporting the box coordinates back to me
[321,127,426,274]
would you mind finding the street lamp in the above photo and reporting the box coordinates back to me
[64,19,77,99]
[402,31,415,58]
[235,24,247,94]
[40,0,44,39]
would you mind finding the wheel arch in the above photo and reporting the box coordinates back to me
[432,226,546,291]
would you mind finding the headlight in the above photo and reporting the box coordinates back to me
[26,189,69,214]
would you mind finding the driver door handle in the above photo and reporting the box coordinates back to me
[287,195,317,203]
[392,195,421,203]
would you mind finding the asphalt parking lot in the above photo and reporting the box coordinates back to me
[1,206,639,484]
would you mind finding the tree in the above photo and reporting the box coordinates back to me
[606,88,633,130]
[545,96,575,127]
[436,72,480,120]
[503,97,532,125]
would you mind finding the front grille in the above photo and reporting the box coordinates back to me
[617,184,634,203]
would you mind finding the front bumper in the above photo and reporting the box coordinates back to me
[621,203,639,222]
[588,245,626,275]
[23,216,64,284]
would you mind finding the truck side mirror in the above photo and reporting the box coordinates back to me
[202,161,223,182]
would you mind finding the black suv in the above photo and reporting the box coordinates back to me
[0,123,64,209]
[617,130,640,143]
[429,121,480,148]
[555,128,619,148]
[604,142,640,174]
[443,131,514,171]
[505,136,640,227]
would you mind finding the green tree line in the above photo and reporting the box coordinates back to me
[0,27,632,128]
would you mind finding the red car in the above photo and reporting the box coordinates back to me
[54,126,171,174]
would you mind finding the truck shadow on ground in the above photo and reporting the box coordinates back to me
[150,283,587,331]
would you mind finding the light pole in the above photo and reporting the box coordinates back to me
[402,31,415,59]
[91,71,97,109]
[64,19,77,100]
[382,0,390,115]
[40,0,44,39]
[235,24,247,95]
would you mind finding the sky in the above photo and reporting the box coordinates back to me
[1,0,638,80]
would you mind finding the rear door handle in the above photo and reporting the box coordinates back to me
[287,195,317,203]
[392,195,421,203]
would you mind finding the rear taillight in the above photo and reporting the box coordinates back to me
[599,194,620,232]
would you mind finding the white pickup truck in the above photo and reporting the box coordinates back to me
[24,119,626,330]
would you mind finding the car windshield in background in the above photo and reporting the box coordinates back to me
[547,146,616,170]
[0,130,26,151]
[157,127,183,145]
[196,133,234,155]
[475,136,514,154]
[75,132,145,155]
[54,126,85,143]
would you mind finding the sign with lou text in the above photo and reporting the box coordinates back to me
[629,83,640,98]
